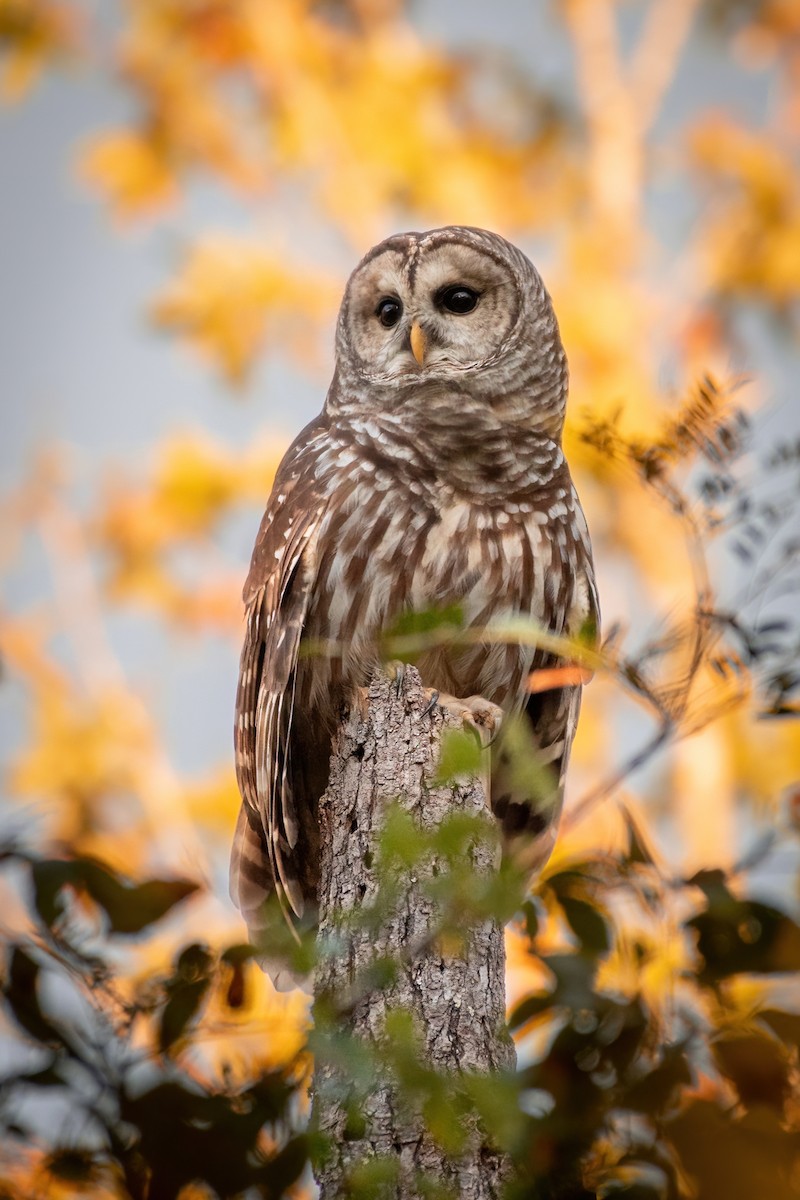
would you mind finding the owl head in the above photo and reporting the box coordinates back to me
[330,226,568,438]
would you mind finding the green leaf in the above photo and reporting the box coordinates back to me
[383,1006,417,1051]
[713,1034,791,1112]
[78,860,199,934]
[434,728,483,783]
[576,613,599,647]
[386,603,465,640]
[220,942,258,967]
[422,1086,469,1155]
[462,1070,526,1152]
[45,1149,97,1184]
[560,896,610,955]
[378,805,426,869]
[158,943,214,1051]
[416,1175,459,1200]
[30,855,198,935]
[308,1024,377,1093]
[3,948,68,1048]
[688,890,800,979]
[431,811,489,859]
[346,1155,401,1199]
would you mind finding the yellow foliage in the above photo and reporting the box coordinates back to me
[151,238,338,382]
[202,957,310,1073]
[181,764,241,831]
[556,226,670,448]
[0,0,79,99]
[725,708,800,810]
[10,683,155,813]
[0,610,68,697]
[0,1149,122,1200]
[65,0,577,264]
[94,431,283,621]
[256,6,573,239]
[690,118,800,308]
[118,905,311,1077]
[595,925,693,1015]
[151,432,244,533]
[85,1,263,202]
[79,129,177,219]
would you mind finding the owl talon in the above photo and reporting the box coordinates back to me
[384,659,406,696]
[459,696,504,748]
[420,689,503,748]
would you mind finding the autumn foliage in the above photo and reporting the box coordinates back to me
[1,1,799,1198]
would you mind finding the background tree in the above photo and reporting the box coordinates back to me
[1,1,799,1197]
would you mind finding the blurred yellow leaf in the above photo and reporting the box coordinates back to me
[690,118,800,311]
[0,0,80,100]
[80,129,177,219]
[153,433,242,533]
[93,432,283,621]
[596,926,693,1014]
[151,238,337,382]
[11,685,155,811]
[181,765,240,831]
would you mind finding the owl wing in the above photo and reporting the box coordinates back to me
[232,418,329,935]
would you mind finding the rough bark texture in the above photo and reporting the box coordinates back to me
[313,667,515,1199]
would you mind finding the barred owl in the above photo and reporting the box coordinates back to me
[232,226,598,961]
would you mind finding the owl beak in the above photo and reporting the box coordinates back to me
[409,322,427,367]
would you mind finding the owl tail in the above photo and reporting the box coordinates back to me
[229,806,312,994]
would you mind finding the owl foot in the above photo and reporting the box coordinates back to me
[422,690,503,748]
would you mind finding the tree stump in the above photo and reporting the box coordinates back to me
[313,666,515,1199]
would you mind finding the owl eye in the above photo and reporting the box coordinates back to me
[438,285,480,314]
[376,297,403,328]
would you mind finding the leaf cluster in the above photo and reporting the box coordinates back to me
[503,841,800,1200]
[0,847,308,1200]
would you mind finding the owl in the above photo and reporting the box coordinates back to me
[232,226,598,958]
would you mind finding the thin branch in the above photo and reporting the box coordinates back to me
[564,0,640,227]
[628,0,702,133]
[563,719,674,833]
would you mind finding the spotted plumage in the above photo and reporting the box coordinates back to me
[232,226,599,960]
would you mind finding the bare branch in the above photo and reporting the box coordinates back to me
[628,0,701,132]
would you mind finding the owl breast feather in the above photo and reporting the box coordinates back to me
[303,465,590,712]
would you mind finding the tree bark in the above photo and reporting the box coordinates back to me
[312,666,515,1199]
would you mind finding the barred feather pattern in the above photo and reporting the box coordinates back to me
[231,226,599,955]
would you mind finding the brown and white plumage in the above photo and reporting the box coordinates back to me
[232,226,599,962]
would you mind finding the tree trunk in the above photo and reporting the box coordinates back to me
[312,666,515,1199]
